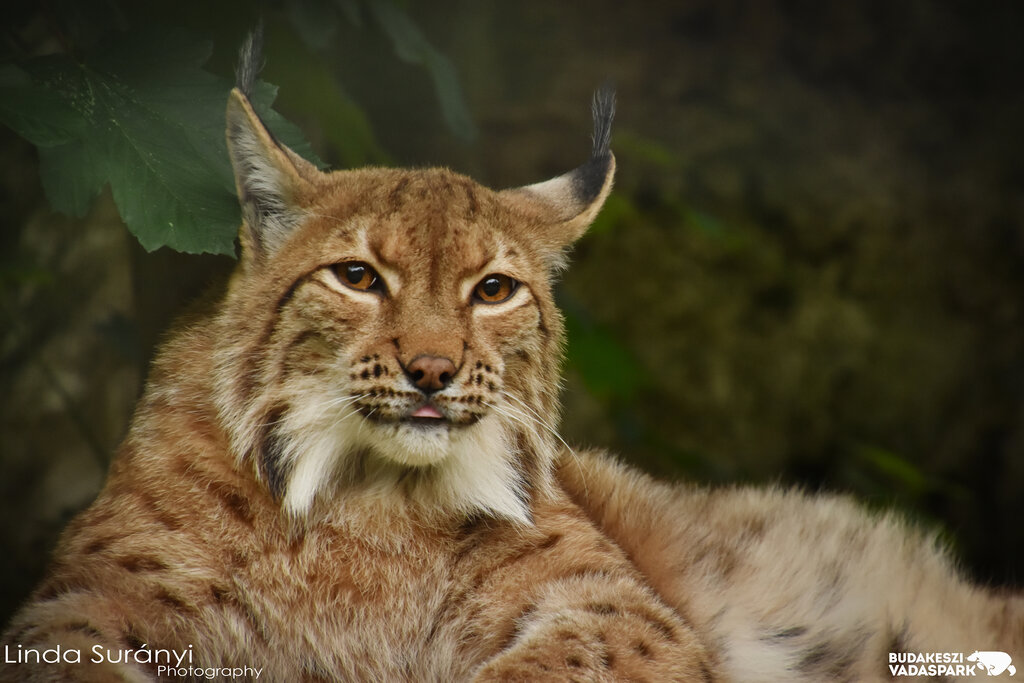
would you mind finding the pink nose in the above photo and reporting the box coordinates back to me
[404,355,456,393]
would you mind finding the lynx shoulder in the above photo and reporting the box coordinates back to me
[3,31,1021,683]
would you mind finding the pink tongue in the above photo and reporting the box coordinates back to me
[412,405,444,419]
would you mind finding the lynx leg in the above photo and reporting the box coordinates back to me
[473,574,716,682]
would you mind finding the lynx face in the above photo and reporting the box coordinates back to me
[290,178,547,468]
[212,87,615,522]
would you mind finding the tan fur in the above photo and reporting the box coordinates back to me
[4,75,1021,682]
[0,87,712,681]
[558,451,1024,682]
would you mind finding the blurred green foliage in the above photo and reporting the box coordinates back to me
[0,0,472,254]
[561,103,1023,571]
[0,30,316,254]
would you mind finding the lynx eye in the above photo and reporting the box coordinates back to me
[333,261,383,293]
[473,274,518,304]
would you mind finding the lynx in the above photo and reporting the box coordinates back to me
[2,31,1021,682]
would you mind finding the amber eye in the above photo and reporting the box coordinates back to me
[333,261,383,293]
[473,274,518,304]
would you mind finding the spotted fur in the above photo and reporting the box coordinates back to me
[558,452,1024,682]
[5,34,1021,683]
[0,38,715,683]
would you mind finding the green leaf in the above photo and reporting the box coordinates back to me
[0,28,320,256]
[37,141,105,217]
[367,0,477,141]
[0,65,86,147]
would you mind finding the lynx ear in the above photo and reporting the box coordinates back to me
[501,87,616,256]
[226,28,318,261]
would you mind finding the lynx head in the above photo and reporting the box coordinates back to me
[212,32,614,523]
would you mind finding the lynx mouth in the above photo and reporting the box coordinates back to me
[406,403,450,428]
[355,401,483,428]
[411,404,444,419]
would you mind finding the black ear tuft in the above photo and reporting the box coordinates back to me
[573,154,613,205]
[227,25,317,262]
[572,85,616,203]
[235,21,265,98]
[590,83,616,159]
[496,87,618,254]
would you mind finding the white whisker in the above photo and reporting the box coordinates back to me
[257,392,368,432]
[500,391,574,455]
[494,392,587,497]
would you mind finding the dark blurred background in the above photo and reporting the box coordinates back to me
[2,1,1023,625]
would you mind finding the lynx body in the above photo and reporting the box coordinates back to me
[2,33,1021,682]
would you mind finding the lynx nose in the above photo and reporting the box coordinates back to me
[404,355,456,394]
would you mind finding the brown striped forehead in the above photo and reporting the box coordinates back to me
[381,170,485,218]
[367,170,503,281]
[370,222,492,279]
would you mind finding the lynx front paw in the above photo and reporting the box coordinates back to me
[473,575,715,682]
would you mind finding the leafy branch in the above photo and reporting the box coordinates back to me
[0,1,474,256]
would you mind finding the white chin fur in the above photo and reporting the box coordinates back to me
[363,420,457,467]
[276,402,530,525]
